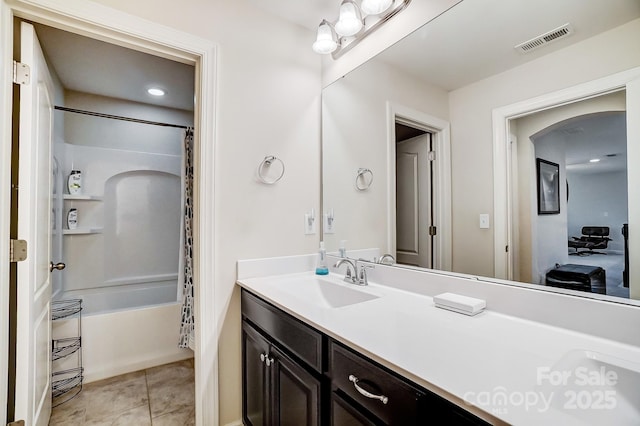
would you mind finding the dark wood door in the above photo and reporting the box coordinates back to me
[243,322,270,426]
[331,392,378,426]
[271,345,321,426]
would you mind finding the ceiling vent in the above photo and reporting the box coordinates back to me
[515,23,573,54]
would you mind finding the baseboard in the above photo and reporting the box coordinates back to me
[223,420,243,426]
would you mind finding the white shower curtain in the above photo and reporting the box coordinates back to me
[179,128,194,349]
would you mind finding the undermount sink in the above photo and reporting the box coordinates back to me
[535,350,640,424]
[276,275,380,308]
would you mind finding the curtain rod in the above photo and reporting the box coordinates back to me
[54,106,192,130]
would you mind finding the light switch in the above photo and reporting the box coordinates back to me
[304,209,316,235]
[324,211,335,234]
[479,214,490,229]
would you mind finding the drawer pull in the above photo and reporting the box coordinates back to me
[348,375,389,405]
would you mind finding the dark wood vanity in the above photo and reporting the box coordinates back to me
[241,289,490,425]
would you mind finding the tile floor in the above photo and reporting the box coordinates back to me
[49,359,195,426]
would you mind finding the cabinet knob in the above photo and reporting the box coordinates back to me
[260,353,274,367]
[348,374,389,404]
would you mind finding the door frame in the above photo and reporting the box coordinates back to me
[493,66,640,296]
[0,1,218,425]
[386,102,452,271]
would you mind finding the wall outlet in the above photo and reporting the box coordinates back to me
[324,212,335,234]
[479,213,490,229]
[304,212,316,235]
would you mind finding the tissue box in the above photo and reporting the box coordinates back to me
[433,292,486,316]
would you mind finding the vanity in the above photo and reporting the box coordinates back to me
[236,255,640,425]
[241,288,488,425]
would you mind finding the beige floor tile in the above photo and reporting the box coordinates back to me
[83,371,149,423]
[49,388,87,425]
[151,407,195,426]
[85,404,151,426]
[49,360,195,426]
[147,359,195,418]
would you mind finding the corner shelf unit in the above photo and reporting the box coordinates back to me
[51,299,83,407]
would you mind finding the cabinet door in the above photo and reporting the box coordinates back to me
[271,345,321,426]
[331,392,378,426]
[243,322,271,426]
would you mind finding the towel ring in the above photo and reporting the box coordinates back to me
[355,168,373,190]
[257,155,285,185]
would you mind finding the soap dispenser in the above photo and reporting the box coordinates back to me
[315,241,329,275]
[339,240,347,258]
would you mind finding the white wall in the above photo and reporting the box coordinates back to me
[530,132,567,283]
[448,18,640,278]
[322,58,449,254]
[567,170,628,252]
[86,1,322,423]
[63,90,192,155]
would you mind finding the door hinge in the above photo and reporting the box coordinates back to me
[505,245,509,253]
[8,421,26,426]
[428,226,437,236]
[13,61,30,85]
[9,239,27,262]
[427,151,436,161]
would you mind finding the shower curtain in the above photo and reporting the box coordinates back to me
[179,128,194,349]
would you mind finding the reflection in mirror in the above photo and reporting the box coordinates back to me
[321,0,640,303]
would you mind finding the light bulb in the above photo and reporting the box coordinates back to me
[361,0,393,15]
[312,20,338,54]
[147,87,165,96]
[335,0,363,37]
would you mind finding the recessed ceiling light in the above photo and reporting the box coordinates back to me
[589,158,600,163]
[147,87,166,96]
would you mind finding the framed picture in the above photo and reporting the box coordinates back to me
[536,158,560,214]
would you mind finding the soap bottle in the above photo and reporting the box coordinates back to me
[67,208,78,230]
[315,241,329,275]
[339,240,347,258]
[67,170,82,195]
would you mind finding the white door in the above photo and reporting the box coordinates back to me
[396,133,433,267]
[15,22,55,426]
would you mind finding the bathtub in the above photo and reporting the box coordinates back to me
[58,274,179,316]
[53,279,193,384]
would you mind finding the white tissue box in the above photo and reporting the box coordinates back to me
[433,292,486,316]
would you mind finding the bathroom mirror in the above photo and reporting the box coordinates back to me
[322,0,640,303]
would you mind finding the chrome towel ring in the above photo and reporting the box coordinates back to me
[257,155,285,185]
[355,168,373,190]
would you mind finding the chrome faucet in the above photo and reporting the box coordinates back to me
[376,254,396,265]
[356,262,374,286]
[336,258,374,286]
[334,258,357,284]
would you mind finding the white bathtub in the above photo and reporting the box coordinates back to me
[58,275,179,316]
[53,281,192,383]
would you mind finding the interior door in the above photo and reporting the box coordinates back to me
[396,133,433,267]
[14,21,55,426]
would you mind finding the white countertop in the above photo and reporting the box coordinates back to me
[237,271,640,425]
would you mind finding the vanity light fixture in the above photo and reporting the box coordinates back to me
[147,87,166,96]
[313,0,411,59]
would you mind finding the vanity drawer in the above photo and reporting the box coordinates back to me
[329,340,424,425]
[241,289,323,372]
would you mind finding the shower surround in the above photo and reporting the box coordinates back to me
[53,142,191,382]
